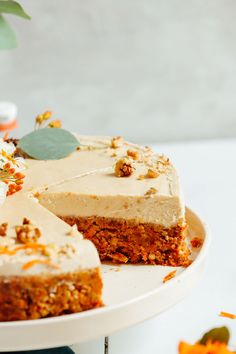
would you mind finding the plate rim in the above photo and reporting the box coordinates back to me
[0,206,210,329]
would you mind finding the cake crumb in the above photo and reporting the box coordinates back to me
[145,187,158,197]
[110,267,121,272]
[127,149,139,160]
[138,168,159,180]
[114,158,134,177]
[191,237,203,248]
[111,136,123,149]
[15,219,41,244]
[148,253,156,260]
[163,270,177,283]
[0,223,8,237]
[219,311,236,319]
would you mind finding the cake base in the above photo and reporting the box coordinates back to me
[61,216,190,267]
[0,268,103,321]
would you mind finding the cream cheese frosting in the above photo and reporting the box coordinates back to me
[37,136,185,227]
[0,135,185,277]
[0,193,100,276]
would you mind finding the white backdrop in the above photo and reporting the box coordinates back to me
[1,0,236,142]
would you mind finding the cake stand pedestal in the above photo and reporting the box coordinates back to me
[0,208,209,353]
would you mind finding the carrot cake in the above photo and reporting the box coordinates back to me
[38,136,188,266]
[0,129,189,321]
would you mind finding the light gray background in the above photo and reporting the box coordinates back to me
[1,0,236,142]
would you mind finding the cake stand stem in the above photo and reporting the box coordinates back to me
[104,337,109,354]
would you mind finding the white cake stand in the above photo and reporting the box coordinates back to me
[0,207,210,352]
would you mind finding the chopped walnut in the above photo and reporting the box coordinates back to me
[145,187,158,197]
[23,217,30,225]
[144,146,153,153]
[147,168,159,178]
[0,223,8,237]
[42,243,58,257]
[137,174,145,180]
[114,158,134,177]
[127,149,139,160]
[111,136,123,149]
[15,219,41,244]
[157,155,170,166]
[137,168,159,180]
[59,244,77,258]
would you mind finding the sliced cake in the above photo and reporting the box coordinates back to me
[0,193,102,321]
[0,133,189,321]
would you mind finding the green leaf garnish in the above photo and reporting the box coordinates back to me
[19,128,80,160]
[199,326,230,345]
[0,1,31,20]
[0,14,17,49]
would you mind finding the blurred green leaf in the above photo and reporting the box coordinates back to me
[199,327,230,345]
[19,128,80,160]
[0,1,30,20]
[0,14,17,49]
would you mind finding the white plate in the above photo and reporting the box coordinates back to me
[0,207,210,351]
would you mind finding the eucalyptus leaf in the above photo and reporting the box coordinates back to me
[199,326,230,345]
[0,1,30,20]
[19,128,80,160]
[0,14,16,49]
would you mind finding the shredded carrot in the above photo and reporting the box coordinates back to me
[22,259,60,271]
[219,311,236,319]
[0,243,46,257]
[163,270,177,283]
[0,247,16,256]
[14,243,46,252]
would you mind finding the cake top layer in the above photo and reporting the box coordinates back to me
[0,193,100,276]
[24,135,181,195]
[0,135,184,276]
[37,136,185,226]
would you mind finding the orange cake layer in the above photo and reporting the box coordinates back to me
[0,268,102,321]
[61,216,190,267]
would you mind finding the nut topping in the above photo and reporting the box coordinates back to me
[114,158,134,177]
[145,187,158,197]
[0,223,8,237]
[127,149,139,160]
[111,136,123,149]
[15,218,41,244]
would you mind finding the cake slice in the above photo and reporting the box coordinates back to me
[0,194,102,321]
[37,136,189,267]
